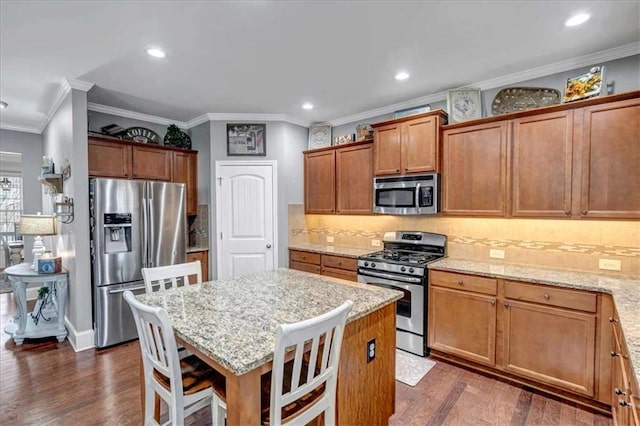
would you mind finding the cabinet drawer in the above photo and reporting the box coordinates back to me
[290,261,321,274]
[289,250,320,265]
[430,270,497,295]
[504,281,597,313]
[322,255,357,271]
[321,266,357,282]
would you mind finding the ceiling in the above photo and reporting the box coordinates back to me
[0,1,639,132]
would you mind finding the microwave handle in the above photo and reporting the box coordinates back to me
[415,183,421,208]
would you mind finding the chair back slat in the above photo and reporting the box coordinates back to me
[270,300,352,426]
[142,261,202,294]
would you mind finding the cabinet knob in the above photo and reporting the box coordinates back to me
[396,169,400,172]
[490,300,496,305]
[614,388,627,396]
[133,174,137,178]
[504,302,510,308]
[338,262,342,266]
[457,280,464,285]
[609,317,619,323]
[619,400,631,407]
[611,351,619,357]
[404,168,408,171]
[565,209,571,215]
[582,210,588,215]
[543,293,550,300]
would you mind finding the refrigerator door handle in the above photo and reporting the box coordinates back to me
[148,194,154,268]
[142,182,149,268]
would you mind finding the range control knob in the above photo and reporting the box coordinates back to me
[409,268,415,273]
[400,266,406,272]
[364,262,369,267]
[371,263,376,268]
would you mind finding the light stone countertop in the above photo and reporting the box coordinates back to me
[187,246,209,253]
[137,268,402,375]
[288,242,374,258]
[429,258,640,388]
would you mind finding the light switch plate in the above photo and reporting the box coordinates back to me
[326,236,334,243]
[371,239,381,247]
[599,259,621,271]
[490,249,505,259]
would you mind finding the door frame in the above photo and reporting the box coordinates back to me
[214,160,278,280]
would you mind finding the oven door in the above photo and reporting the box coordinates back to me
[357,269,424,335]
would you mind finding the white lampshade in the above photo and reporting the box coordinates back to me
[19,214,57,236]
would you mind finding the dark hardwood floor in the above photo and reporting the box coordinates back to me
[0,292,611,425]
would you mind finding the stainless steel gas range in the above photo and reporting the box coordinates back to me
[357,231,446,357]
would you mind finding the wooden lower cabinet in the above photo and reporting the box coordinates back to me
[611,312,640,426]
[289,249,357,282]
[429,269,611,407]
[186,250,209,282]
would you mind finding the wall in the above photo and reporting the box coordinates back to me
[331,54,640,136]
[208,120,307,278]
[289,204,640,276]
[0,129,43,260]
[42,89,93,351]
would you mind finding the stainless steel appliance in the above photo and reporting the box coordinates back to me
[90,178,186,348]
[373,173,440,215]
[357,231,446,356]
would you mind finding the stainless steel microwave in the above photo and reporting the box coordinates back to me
[373,173,440,215]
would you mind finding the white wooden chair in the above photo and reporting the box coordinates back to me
[141,261,202,294]
[123,290,226,426]
[268,300,353,426]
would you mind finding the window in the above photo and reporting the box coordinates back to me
[0,176,22,241]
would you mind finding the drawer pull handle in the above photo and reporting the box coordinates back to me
[619,400,631,407]
[582,210,588,215]
[543,294,550,300]
[504,302,510,308]
[611,351,619,357]
[338,262,342,266]
[490,300,496,306]
[614,388,627,396]
[457,280,464,285]
[609,317,619,323]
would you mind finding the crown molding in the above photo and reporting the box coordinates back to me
[87,103,189,128]
[203,113,311,128]
[43,78,95,133]
[185,114,210,128]
[0,122,42,134]
[327,42,640,126]
[66,79,95,92]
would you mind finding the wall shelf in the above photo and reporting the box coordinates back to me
[39,174,63,195]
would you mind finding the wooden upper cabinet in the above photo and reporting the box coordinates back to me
[373,111,446,176]
[305,149,336,214]
[173,152,198,215]
[442,121,509,216]
[511,111,574,217]
[131,145,172,181]
[580,98,640,219]
[336,143,373,214]
[88,139,131,178]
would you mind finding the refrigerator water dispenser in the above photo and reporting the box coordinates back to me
[103,213,132,253]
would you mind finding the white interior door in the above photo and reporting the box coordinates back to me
[216,161,277,280]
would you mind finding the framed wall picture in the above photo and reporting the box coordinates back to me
[227,123,266,156]
[308,125,332,150]
[447,88,482,123]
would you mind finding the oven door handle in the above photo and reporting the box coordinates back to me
[358,269,423,284]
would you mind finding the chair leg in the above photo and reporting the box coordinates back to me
[211,394,226,426]
[324,407,336,426]
[144,387,157,425]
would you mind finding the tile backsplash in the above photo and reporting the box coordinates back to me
[288,204,640,275]
[188,204,209,248]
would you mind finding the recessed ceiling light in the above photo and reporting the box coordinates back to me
[565,13,590,27]
[302,103,314,110]
[146,48,166,58]
[0,101,7,109]
[395,71,410,81]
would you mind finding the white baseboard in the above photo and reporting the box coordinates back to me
[65,317,95,352]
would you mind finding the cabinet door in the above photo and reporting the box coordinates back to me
[290,260,321,275]
[442,122,509,216]
[428,286,497,366]
[502,300,596,396]
[512,111,574,217]
[186,250,208,283]
[580,98,640,219]
[88,140,131,178]
[374,123,402,175]
[402,115,439,174]
[131,145,172,181]
[321,266,357,282]
[173,152,198,215]
[336,143,373,214]
[305,150,336,214]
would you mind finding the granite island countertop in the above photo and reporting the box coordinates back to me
[137,268,402,375]
[288,242,374,258]
[429,258,640,388]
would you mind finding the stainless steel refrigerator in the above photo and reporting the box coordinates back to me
[89,178,186,348]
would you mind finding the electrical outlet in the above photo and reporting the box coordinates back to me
[326,236,334,243]
[599,259,621,271]
[367,338,376,363]
[371,239,381,247]
[489,249,505,259]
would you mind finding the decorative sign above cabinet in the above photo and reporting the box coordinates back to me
[123,127,161,144]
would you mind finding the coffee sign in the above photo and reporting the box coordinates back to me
[123,127,161,144]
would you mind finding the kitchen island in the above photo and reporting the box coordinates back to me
[137,268,402,425]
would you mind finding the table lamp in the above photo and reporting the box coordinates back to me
[19,214,57,270]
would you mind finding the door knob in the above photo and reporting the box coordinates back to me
[266,244,272,249]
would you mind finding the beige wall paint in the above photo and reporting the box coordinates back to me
[288,204,640,275]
